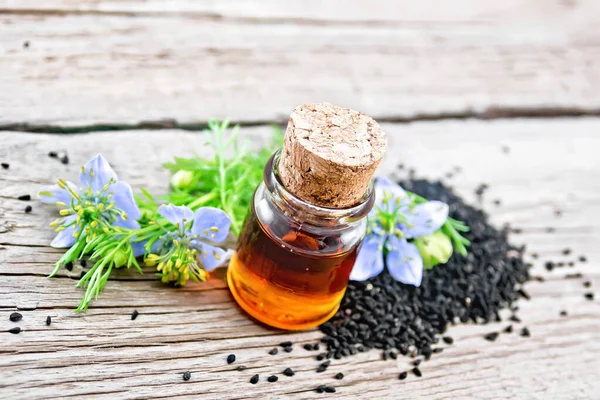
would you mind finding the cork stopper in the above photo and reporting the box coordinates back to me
[278,103,387,209]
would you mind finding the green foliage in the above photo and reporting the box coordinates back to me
[163,120,283,235]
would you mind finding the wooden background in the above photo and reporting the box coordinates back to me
[1,1,599,399]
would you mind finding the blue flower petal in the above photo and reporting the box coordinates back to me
[38,182,78,205]
[386,236,423,286]
[158,204,194,229]
[130,240,147,257]
[197,243,232,272]
[349,234,385,281]
[113,216,140,230]
[372,177,410,217]
[109,181,142,222]
[50,217,77,248]
[80,154,118,192]
[191,207,231,243]
[401,201,449,239]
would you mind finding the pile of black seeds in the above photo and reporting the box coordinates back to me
[319,179,530,359]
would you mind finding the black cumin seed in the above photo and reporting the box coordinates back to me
[279,341,293,347]
[335,372,344,380]
[283,367,294,377]
[412,367,422,377]
[562,248,572,255]
[565,273,583,279]
[533,276,545,282]
[389,351,397,359]
[313,343,320,351]
[80,259,87,268]
[316,365,327,373]
[18,194,31,201]
[325,386,336,393]
[131,310,139,320]
[493,199,501,206]
[583,281,591,288]
[398,371,408,380]
[484,332,499,342]
[503,325,513,333]
[584,293,594,301]
[79,271,85,279]
[303,343,313,351]
[65,262,73,271]
[60,155,69,165]
[10,312,22,322]
[316,353,325,361]
[48,151,58,158]
[442,336,454,345]
[412,359,422,367]
[433,348,443,354]
[23,40,29,48]
[267,375,278,383]
[531,253,539,259]
[545,261,555,271]
[1,163,9,169]
[182,371,191,381]
[25,205,32,213]
[227,354,236,364]
[509,315,521,323]
[557,262,565,267]
[579,256,588,263]
[9,327,21,334]
[237,365,247,371]
[268,348,278,355]
[46,316,51,325]
[520,327,531,337]
[568,262,575,267]
[560,310,568,317]
[250,374,259,384]
[284,346,293,353]
[316,385,326,393]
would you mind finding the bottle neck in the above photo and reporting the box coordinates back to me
[263,150,374,228]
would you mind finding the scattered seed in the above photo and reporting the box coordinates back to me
[509,315,521,323]
[583,281,591,288]
[46,315,51,325]
[442,336,454,345]
[10,312,22,322]
[412,359,422,367]
[182,371,191,381]
[24,205,32,213]
[303,343,313,351]
[131,310,139,320]
[412,367,422,377]
[579,256,588,263]
[283,367,294,377]
[279,341,293,347]
[484,332,499,342]
[518,289,530,300]
[531,253,539,259]
[79,271,85,279]
[60,155,69,165]
[325,386,336,393]
[237,365,247,371]
[316,353,325,361]
[268,348,278,355]
[18,194,31,201]
[80,260,87,268]
[562,248,572,255]
[313,343,320,351]
[284,346,293,353]
[316,385,327,393]
[250,374,259,384]
[503,325,513,333]
[48,151,58,158]
[566,273,583,279]
[557,262,565,267]
[560,310,568,317]
[568,262,575,267]
[65,262,73,272]
[432,348,443,354]
[398,371,408,380]
[8,327,21,334]
[520,327,531,337]
[389,351,397,359]
[267,375,278,383]
[545,261,555,271]
[227,354,236,364]
[584,293,594,301]
[335,372,344,380]
[493,199,502,206]
[1,163,9,169]
[533,276,545,282]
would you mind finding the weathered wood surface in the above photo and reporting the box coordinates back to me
[2,0,600,127]
[1,119,599,399]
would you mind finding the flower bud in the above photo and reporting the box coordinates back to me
[170,170,194,190]
[414,231,453,269]
[112,249,128,268]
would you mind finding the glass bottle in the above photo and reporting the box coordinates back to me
[227,150,374,330]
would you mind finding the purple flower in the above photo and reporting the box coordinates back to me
[38,154,142,251]
[349,177,449,286]
[149,204,232,285]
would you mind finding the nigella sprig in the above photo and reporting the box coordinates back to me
[145,204,232,286]
[350,177,470,287]
[38,154,143,275]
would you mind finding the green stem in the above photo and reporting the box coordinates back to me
[186,191,218,209]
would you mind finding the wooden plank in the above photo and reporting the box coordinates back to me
[1,118,599,399]
[1,1,600,126]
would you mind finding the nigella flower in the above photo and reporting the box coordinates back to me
[38,154,142,249]
[146,204,231,286]
[350,177,449,286]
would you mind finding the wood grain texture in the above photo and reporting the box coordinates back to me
[1,119,599,399]
[1,1,600,126]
